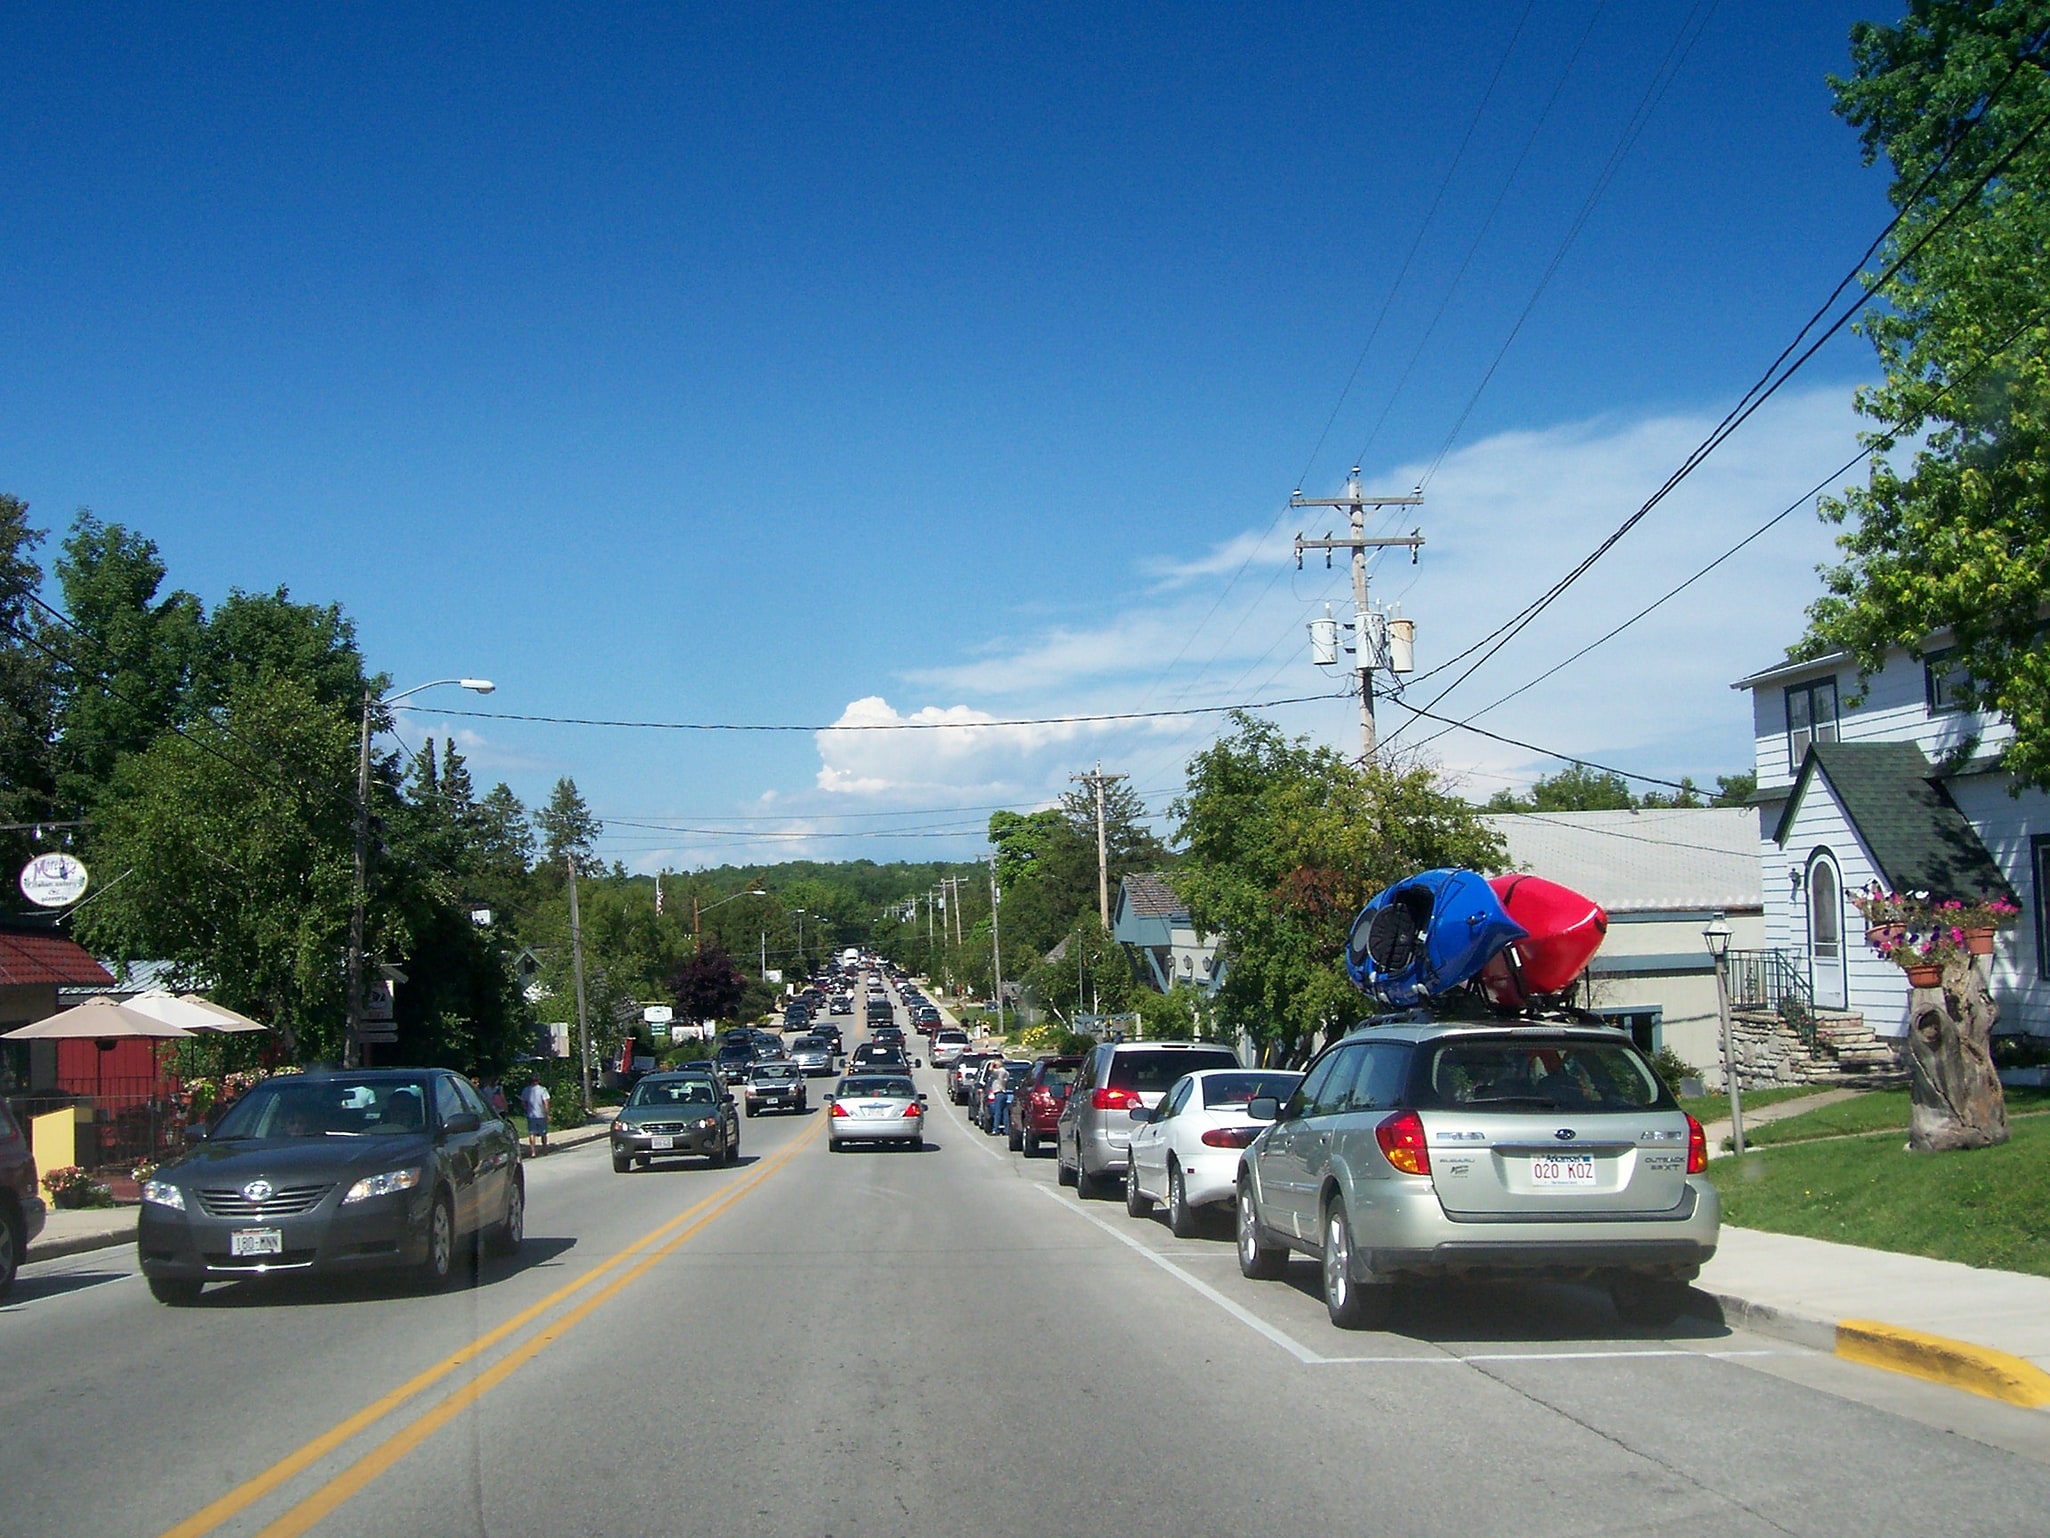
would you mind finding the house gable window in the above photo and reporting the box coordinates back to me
[1785,677,1840,772]
[1925,647,1969,714]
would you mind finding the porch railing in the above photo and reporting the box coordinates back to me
[1724,948,1818,1051]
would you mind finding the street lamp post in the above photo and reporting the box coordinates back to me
[693,887,765,939]
[1703,912,1745,1155]
[347,677,495,1067]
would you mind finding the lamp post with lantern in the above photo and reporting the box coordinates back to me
[1703,912,1744,1155]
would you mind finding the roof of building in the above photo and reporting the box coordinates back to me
[1117,873,1185,920]
[58,957,181,1001]
[1729,648,1852,691]
[1773,740,2017,904]
[0,927,118,989]
[1479,808,1762,914]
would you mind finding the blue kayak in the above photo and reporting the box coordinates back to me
[1345,868,1527,1005]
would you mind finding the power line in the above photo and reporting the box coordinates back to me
[1386,699,1696,791]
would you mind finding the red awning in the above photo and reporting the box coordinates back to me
[0,930,117,988]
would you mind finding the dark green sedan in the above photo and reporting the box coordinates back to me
[611,1073,740,1172]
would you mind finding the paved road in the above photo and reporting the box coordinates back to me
[6,985,2050,1537]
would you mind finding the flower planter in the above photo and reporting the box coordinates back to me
[1903,961,1944,988]
[1963,927,1996,956]
[1867,921,1907,952]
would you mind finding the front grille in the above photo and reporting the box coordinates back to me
[636,1122,688,1135]
[196,1183,332,1219]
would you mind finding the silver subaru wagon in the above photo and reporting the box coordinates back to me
[1235,1018,1718,1329]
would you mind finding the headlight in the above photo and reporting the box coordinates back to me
[611,1119,630,1134]
[142,1179,185,1211]
[693,1116,719,1131]
[342,1167,422,1205]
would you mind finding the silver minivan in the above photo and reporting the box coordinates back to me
[1056,1041,1241,1198]
[1236,1019,1718,1328]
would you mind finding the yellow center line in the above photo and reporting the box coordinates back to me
[159,1121,819,1538]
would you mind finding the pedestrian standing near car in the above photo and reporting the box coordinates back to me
[990,1059,1014,1137]
[521,1077,550,1157]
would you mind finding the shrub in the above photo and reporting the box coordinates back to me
[42,1165,115,1210]
[1648,1047,1698,1099]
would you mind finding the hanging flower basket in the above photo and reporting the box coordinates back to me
[1903,960,1944,988]
[1963,926,1997,956]
[1866,920,1907,952]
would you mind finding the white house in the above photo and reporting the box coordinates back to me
[1733,637,2043,1040]
[1112,874,1223,995]
[1481,808,1763,1074]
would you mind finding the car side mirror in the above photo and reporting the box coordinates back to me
[1129,1105,1152,1123]
[823,1093,835,1104]
[183,1122,206,1143]
[723,1094,736,1106]
[443,1110,482,1135]
[1245,1096,1280,1123]
[917,1092,928,1103]
[914,1059,923,1069]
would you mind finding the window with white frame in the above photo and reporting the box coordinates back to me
[2035,835,2050,984]
[1785,677,1840,772]
[1925,647,1969,714]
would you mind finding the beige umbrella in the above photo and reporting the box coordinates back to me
[121,990,269,1034]
[1,997,195,1040]
[176,993,268,1033]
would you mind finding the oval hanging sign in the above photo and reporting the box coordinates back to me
[20,853,89,907]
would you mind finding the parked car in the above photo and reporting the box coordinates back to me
[1056,1041,1242,1199]
[745,1060,809,1116]
[138,1069,524,1304]
[826,1075,927,1151]
[929,1029,971,1069]
[787,1034,839,1077]
[612,1072,741,1172]
[0,1099,46,1297]
[1008,1055,1082,1156]
[949,1052,999,1104]
[1126,1068,1303,1235]
[1234,1019,1718,1328]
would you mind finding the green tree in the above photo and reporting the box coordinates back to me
[1711,770,1757,806]
[669,939,749,1024]
[192,587,373,720]
[1803,3,2050,789]
[1486,763,1638,812]
[1173,714,1504,1059]
[536,776,602,871]
[0,496,56,869]
[1020,916,1135,1022]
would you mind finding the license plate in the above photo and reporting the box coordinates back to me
[857,1105,890,1117]
[231,1228,283,1257]
[650,1135,675,1150]
[1529,1153,1596,1187]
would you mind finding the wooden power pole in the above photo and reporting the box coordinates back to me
[1292,471,1424,761]
[1071,763,1127,930]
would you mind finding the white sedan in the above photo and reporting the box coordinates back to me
[1125,1068,1303,1236]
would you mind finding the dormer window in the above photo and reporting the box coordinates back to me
[1785,677,1839,772]
[1924,647,1969,714]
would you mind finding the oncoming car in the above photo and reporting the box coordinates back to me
[826,1075,926,1151]
[1234,1019,1718,1329]
[612,1072,741,1171]
[137,1069,523,1303]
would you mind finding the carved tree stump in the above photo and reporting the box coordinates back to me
[1904,952,2009,1152]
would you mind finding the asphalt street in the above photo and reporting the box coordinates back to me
[7,993,2050,1538]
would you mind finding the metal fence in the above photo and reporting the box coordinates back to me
[1724,949,1818,1050]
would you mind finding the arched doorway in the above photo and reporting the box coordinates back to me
[1806,851,1846,1010]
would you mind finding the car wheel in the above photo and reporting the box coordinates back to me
[1056,1144,1076,1186]
[743,1103,754,1117]
[148,1276,204,1306]
[1167,1162,1200,1239]
[1075,1157,1107,1201]
[490,1175,526,1256]
[0,1203,19,1298]
[1236,1180,1288,1280]
[725,1133,741,1166]
[1021,1129,1039,1158]
[1611,1275,1692,1329]
[612,1153,632,1173]
[417,1193,456,1291]
[1008,1121,1022,1152]
[1322,1202,1390,1329]
[1125,1161,1153,1217]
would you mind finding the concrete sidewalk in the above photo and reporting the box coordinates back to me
[1699,1226,2050,1409]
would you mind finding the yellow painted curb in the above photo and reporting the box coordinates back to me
[1836,1319,2050,1409]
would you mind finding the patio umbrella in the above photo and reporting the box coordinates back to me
[176,993,268,1033]
[1,997,195,1040]
[121,990,269,1034]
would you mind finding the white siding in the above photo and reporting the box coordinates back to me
[1947,775,2049,1036]
[1776,775,1916,1037]
[1748,647,2009,795]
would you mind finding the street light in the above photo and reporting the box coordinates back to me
[347,677,496,1065]
[1703,911,1744,1155]
[693,887,765,937]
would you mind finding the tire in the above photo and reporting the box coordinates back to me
[1021,1129,1039,1158]
[1321,1201,1391,1330]
[612,1153,632,1173]
[743,1102,755,1117]
[1008,1122,1023,1152]
[1075,1157,1108,1202]
[148,1276,204,1307]
[1612,1276,1691,1329]
[417,1193,456,1291]
[1167,1162,1201,1239]
[0,1202,19,1299]
[1056,1142,1077,1187]
[725,1132,741,1166]
[490,1175,525,1257]
[1236,1180,1289,1280]
[1125,1161,1153,1217]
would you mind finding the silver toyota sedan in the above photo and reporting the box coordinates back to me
[825,1075,926,1151]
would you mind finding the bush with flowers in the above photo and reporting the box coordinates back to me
[41,1165,115,1209]
[1851,885,2021,977]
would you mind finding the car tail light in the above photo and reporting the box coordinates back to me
[903,1103,922,1117]
[1685,1113,1708,1174]
[830,1102,849,1118]
[1374,1110,1431,1176]
[1091,1086,1142,1111]
[1201,1126,1258,1149]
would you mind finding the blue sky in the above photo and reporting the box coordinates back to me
[1,3,1897,868]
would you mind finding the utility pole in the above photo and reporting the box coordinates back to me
[1071,763,1126,931]
[987,855,1004,1035]
[566,853,592,1116]
[1293,469,1424,761]
[344,688,374,1068]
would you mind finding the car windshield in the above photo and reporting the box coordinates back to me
[1106,1049,1240,1094]
[211,1077,433,1139]
[629,1079,718,1108]
[791,1038,823,1051]
[1002,1062,1030,1084]
[754,1065,798,1081]
[1201,1071,1303,1108]
[1417,1036,1668,1113]
[841,1078,914,1098]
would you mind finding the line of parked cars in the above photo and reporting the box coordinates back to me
[955,1016,1721,1331]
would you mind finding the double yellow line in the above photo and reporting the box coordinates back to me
[162,1119,821,1538]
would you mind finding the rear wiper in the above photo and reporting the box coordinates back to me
[1466,1095,1562,1109]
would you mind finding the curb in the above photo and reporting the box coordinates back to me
[26,1221,137,1265]
[1694,1290,2050,1409]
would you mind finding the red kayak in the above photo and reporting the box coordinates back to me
[1478,874,1607,1006]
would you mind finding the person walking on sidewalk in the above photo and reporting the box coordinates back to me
[521,1077,550,1157]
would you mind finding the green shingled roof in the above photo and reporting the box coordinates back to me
[1773,740,2017,904]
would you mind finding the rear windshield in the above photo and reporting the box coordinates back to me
[1201,1071,1303,1108]
[935,1031,968,1044]
[841,1078,914,1098]
[1415,1036,1669,1114]
[1106,1049,1240,1094]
